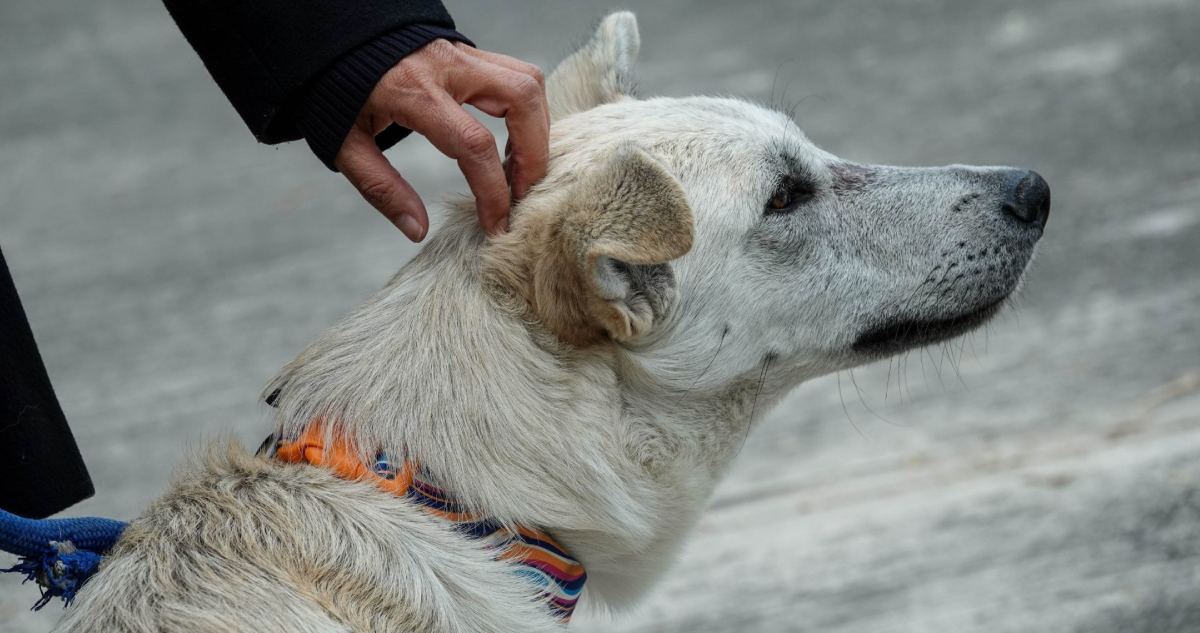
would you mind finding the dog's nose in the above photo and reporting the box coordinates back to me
[1001,170,1051,228]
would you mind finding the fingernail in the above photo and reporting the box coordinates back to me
[398,215,424,242]
[494,216,509,235]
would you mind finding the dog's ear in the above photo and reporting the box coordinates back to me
[488,144,693,346]
[547,12,640,120]
[545,145,693,344]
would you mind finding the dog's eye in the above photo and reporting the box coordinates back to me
[764,183,815,214]
[767,192,792,210]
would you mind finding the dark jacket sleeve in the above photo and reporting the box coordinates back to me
[0,246,94,519]
[162,0,472,169]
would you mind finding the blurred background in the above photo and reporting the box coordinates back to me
[2,0,1198,631]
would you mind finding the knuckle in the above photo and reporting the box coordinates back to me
[425,38,457,58]
[399,63,436,89]
[460,125,496,158]
[388,64,424,93]
[527,65,546,87]
[512,75,543,104]
[428,39,468,67]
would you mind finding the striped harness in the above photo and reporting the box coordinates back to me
[259,424,586,623]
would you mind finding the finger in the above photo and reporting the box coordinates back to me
[451,50,550,179]
[335,127,429,241]
[456,46,550,129]
[447,64,549,202]
[391,92,511,234]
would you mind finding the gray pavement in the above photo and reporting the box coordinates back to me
[2,0,1199,631]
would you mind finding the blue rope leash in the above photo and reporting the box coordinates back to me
[0,508,126,609]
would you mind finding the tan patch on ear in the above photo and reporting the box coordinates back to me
[483,146,693,346]
[547,12,640,120]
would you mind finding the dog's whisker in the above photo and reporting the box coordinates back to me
[949,337,966,384]
[769,58,797,109]
[889,263,943,345]
[779,77,797,115]
[940,341,954,378]
[836,371,867,440]
[785,94,827,127]
[673,325,729,408]
[928,345,947,392]
[956,337,971,391]
[919,346,931,391]
[885,356,894,403]
[941,339,967,390]
[849,368,897,428]
[966,332,981,370]
[936,344,950,386]
[739,354,773,456]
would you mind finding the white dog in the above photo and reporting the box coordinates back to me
[54,12,1049,632]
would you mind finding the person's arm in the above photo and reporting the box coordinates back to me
[161,0,462,155]
[163,0,549,241]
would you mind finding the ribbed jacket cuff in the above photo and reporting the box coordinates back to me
[293,24,474,171]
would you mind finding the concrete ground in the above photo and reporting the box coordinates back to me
[2,0,1198,631]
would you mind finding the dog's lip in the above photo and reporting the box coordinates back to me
[850,295,1008,355]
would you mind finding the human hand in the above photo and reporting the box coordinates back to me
[334,39,549,242]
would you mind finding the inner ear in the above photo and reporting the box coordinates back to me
[547,12,640,120]
[592,256,633,302]
[595,259,678,338]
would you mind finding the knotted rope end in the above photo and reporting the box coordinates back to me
[3,540,104,610]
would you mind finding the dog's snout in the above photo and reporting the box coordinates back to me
[1001,170,1051,228]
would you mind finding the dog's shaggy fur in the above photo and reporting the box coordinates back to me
[52,13,1047,632]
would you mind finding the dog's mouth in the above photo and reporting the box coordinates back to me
[850,296,1008,356]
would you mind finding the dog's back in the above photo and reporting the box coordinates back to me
[54,441,557,633]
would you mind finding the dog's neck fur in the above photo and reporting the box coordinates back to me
[267,203,767,608]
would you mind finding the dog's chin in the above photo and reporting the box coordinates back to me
[850,296,1008,357]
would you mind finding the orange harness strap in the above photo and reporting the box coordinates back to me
[268,422,587,622]
[274,423,417,497]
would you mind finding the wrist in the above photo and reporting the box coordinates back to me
[292,25,474,171]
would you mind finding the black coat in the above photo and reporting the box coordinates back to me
[163,0,470,168]
[0,248,93,518]
[0,1,468,517]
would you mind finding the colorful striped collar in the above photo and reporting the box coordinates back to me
[258,424,586,623]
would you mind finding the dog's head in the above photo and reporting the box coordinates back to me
[485,12,1049,401]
